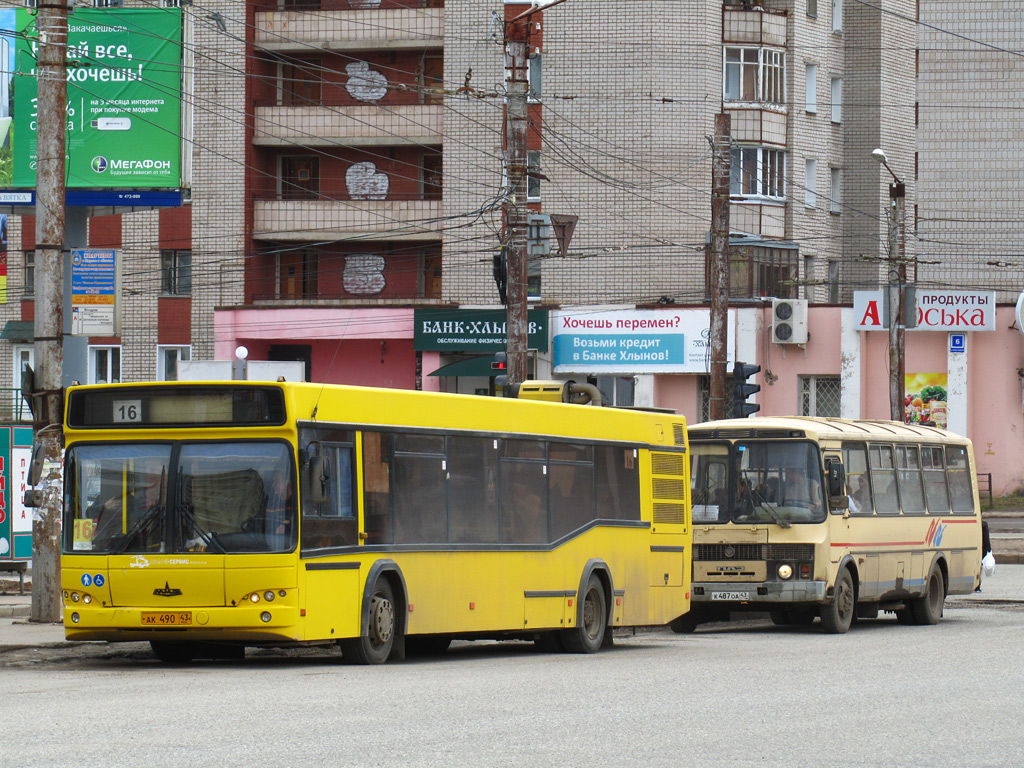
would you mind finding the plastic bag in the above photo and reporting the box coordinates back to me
[982,551,996,578]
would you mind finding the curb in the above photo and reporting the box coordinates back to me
[995,553,1024,565]
[0,605,30,619]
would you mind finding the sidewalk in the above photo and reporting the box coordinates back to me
[1,566,1022,652]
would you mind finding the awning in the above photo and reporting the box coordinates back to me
[1,321,34,342]
[428,356,495,378]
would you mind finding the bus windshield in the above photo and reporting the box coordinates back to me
[691,440,826,525]
[64,441,297,554]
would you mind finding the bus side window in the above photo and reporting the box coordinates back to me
[869,444,900,514]
[945,445,974,514]
[842,443,874,515]
[362,431,394,544]
[300,440,357,551]
[550,443,594,540]
[922,445,951,514]
[501,441,548,544]
[393,437,447,545]
[596,447,639,521]
[449,436,499,543]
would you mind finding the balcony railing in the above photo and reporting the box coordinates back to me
[255,7,443,52]
[254,103,444,148]
[0,389,33,423]
[253,195,445,242]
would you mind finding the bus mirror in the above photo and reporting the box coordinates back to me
[825,458,845,497]
[28,445,45,486]
[307,455,329,504]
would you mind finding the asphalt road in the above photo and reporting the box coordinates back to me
[2,596,1022,768]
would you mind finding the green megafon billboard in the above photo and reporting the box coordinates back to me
[1,8,182,189]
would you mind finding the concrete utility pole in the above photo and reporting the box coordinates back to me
[31,2,69,623]
[708,113,732,420]
[502,15,530,390]
[873,148,906,422]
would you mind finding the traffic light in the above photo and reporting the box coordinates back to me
[731,362,761,418]
[491,352,508,388]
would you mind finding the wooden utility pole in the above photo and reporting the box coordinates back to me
[502,15,530,390]
[708,112,732,420]
[31,2,69,622]
[887,181,907,422]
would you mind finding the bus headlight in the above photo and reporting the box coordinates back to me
[71,613,80,623]
[83,594,93,604]
[250,593,260,603]
[260,612,272,623]
[264,591,275,602]
[778,564,794,580]
[71,592,80,602]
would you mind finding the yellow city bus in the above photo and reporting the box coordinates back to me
[679,417,982,634]
[60,381,691,663]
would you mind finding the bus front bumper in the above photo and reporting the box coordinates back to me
[691,580,827,605]
[63,604,304,644]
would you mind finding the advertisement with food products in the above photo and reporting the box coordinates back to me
[904,373,948,426]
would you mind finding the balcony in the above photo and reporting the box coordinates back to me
[254,103,444,148]
[253,196,444,242]
[723,6,787,47]
[255,8,443,53]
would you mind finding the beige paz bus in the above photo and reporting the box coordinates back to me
[678,417,982,634]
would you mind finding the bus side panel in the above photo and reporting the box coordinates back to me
[302,566,362,641]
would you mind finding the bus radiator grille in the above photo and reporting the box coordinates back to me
[695,544,815,561]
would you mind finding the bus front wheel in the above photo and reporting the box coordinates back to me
[820,568,855,634]
[910,564,945,625]
[341,579,396,665]
[562,574,607,653]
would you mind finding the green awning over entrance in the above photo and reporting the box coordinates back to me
[1,321,34,342]
[428,356,495,378]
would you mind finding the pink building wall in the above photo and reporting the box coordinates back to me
[655,305,1024,496]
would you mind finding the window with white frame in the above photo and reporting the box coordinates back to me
[12,345,33,422]
[832,0,842,32]
[804,159,817,208]
[724,47,785,104]
[800,375,841,417]
[89,346,121,385]
[157,345,192,381]
[830,167,841,213]
[828,259,840,303]
[595,376,635,408]
[527,150,542,201]
[803,254,815,301]
[808,0,818,17]
[830,77,842,123]
[730,147,786,200]
[93,0,124,7]
[805,63,817,112]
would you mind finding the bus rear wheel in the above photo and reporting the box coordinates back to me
[341,579,396,665]
[820,568,855,634]
[561,574,607,653]
[910,563,945,625]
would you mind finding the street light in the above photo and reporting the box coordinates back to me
[872,148,907,422]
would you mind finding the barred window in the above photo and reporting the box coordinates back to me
[800,375,841,417]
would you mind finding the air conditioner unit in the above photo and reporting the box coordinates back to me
[772,298,809,344]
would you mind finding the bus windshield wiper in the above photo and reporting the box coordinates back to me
[748,486,791,528]
[179,504,225,553]
[112,503,165,554]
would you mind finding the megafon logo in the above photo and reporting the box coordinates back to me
[91,156,108,173]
